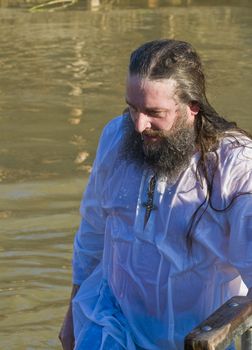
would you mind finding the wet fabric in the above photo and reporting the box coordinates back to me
[72,115,252,350]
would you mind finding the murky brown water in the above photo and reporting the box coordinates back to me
[0,0,251,349]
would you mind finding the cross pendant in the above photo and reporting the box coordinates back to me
[142,175,157,226]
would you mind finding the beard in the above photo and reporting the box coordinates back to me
[120,112,196,183]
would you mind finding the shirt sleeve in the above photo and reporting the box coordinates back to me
[228,195,252,288]
[72,158,106,285]
[223,141,252,288]
[72,116,123,285]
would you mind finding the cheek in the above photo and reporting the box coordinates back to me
[151,118,174,131]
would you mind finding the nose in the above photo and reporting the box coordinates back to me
[133,113,151,133]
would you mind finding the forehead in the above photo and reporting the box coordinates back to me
[126,75,178,108]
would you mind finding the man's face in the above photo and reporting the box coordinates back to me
[125,75,196,146]
[122,75,197,180]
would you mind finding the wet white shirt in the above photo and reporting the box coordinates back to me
[72,116,252,350]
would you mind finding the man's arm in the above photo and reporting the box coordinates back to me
[59,284,80,350]
[59,119,122,349]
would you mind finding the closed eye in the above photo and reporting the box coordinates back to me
[125,99,168,118]
[145,109,165,118]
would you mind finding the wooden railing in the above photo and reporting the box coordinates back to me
[184,296,252,350]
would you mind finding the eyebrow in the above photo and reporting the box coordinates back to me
[125,99,168,113]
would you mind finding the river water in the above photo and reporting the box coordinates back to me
[0,1,251,349]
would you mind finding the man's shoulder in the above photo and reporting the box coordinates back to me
[94,115,125,166]
[98,114,126,151]
[218,132,252,162]
[100,115,125,143]
[217,132,252,188]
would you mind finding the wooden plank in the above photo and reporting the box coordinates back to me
[241,327,252,350]
[184,296,252,350]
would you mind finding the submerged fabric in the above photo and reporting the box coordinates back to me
[72,115,252,350]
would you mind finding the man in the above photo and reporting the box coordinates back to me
[59,39,252,350]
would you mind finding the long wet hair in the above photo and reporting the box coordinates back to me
[129,39,252,246]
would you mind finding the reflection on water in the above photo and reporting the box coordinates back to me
[0,2,251,183]
[0,1,251,349]
[0,178,86,349]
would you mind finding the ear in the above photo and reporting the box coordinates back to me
[189,102,200,116]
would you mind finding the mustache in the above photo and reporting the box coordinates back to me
[142,129,166,138]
